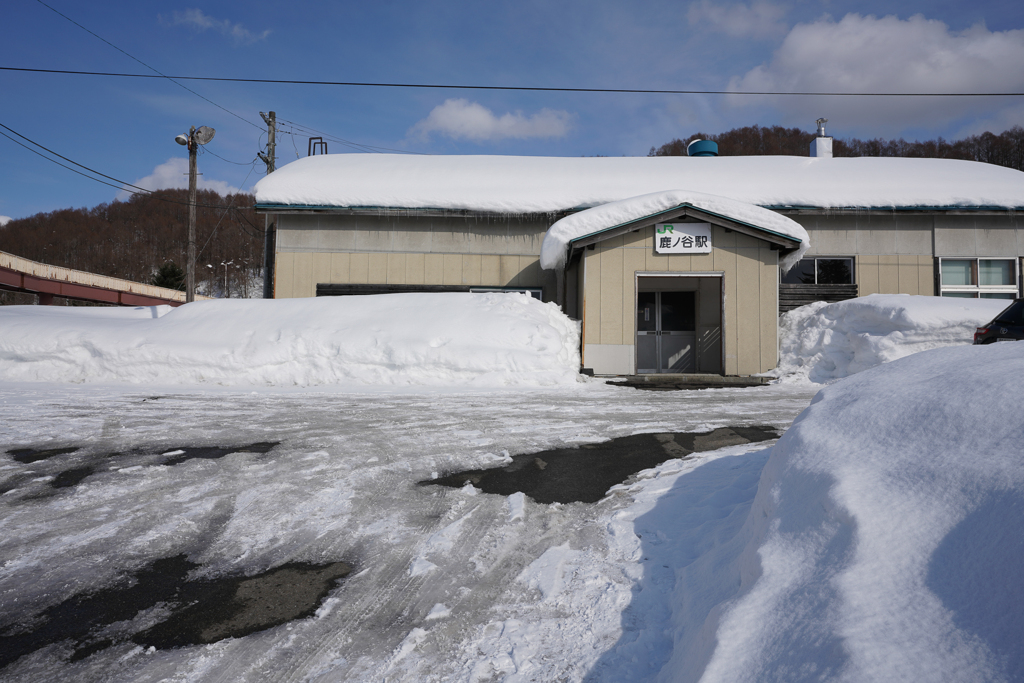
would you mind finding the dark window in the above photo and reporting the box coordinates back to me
[816,259,854,285]
[781,259,816,284]
[781,258,854,285]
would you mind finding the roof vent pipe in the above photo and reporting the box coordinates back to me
[687,139,719,157]
[810,117,832,158]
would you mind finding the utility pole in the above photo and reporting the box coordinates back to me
[186,126,198,303]
[259,111,277,299]
[175,125,215,304]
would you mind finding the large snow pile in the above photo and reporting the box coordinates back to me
[681,340,1024,682]
[253,154,1024,214]
[538,189,809,271]
[772,294,1008,383]
[0,293,581,387]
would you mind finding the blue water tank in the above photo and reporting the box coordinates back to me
[687,139,719,157]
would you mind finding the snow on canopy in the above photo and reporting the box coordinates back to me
[253,153,1024,214]
[537,189,810,271]
[771,294,1008,384]
[0,294,581,387]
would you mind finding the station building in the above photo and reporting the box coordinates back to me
[253,136,1024,377]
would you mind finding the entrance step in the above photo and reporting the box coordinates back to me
[606,374,771,391]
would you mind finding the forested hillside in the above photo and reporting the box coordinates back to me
[0,189,262,304]
[650,125,1024,172]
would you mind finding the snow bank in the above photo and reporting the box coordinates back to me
[690,340,1024,682]
[0,294,581,387]
[538,189,809,271]
[253,154,1024,214]
[772,294,1007,383]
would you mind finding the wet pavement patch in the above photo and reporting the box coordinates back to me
[160,442,279,466]
[421,426,780,504]
[8,447,79,464]
[2,442,281,495]
[0,554,351,669]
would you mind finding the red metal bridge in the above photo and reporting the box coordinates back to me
[0,251,209,306]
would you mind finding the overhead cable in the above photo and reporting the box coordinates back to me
[3,65,1023,97]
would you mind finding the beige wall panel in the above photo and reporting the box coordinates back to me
[759,247,779,372]
[977,227,1018,255]
[292,252,314,299]
[389,225,434,253]
[517,257,545,288]
[312,253,332,293]
[806,228,857,256]
[878,255,899,293]
[462,254,482,285]
[713,226,737,249]
[279,229,317,251]
[424,254,445,284]
[275,251,295,298]
[734,232,759,249]
[600,248,624,346]
[894,218,933,255]
[405,253,425,284]
[353,229,392,252]
[479,255,501,286]
[934,215,977,256]
[621,229,647,247]
[857,227,898,254]
[713,247,738,375]
[329,252,350,283]
[585,252,602,345]
[349,253,369,284]
[366,253,388,284]
[667,254,692,272]
[735,249,761,376]
[857,255,879,295]
[897,256,919,295]
[442,254,463,285]
[499,255,521,286]
[622,248,646,346]
[386,253,407,285]
[425,228,459,253]
[689,251,715,272]
[646,248,671,270]
[919,255,935,295]
[316,228,358,251]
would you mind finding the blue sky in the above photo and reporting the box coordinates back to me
[2,0,1023,221]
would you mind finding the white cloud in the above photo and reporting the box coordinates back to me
[116,158,240,201]
[687,0,788,39]
[0,215,11,227]
[727,14,1024,134]
[410,99,574,142]
[168,9,270,44]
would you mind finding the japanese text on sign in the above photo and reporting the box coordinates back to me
[655,223,712,254]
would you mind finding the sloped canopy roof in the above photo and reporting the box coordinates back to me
[539,190,809,271]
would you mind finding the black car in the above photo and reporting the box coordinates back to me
[974,298,1024,344]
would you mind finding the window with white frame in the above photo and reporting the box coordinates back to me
[939,257,1019,299]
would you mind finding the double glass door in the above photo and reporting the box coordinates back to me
[637,291,696,373]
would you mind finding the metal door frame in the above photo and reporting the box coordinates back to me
[635,272,724,375]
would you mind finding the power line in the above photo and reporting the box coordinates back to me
[3,65,1023,97]
[0,122,257,213]
[31,2,262,130]
[277,118,425,154]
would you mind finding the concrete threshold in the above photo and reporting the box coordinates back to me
[605,374,772,391]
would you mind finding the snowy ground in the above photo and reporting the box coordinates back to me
[3,295,1022,682]
[0,381,818,682]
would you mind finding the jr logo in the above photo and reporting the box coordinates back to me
[656,225,675,234]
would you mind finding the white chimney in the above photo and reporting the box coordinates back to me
[810,117,832,158]
[811,118,835,160]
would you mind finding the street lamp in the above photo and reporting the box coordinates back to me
[175,125,216,303]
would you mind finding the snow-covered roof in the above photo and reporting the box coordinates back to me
[254,153,1024,213]
[539,190,810,271]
